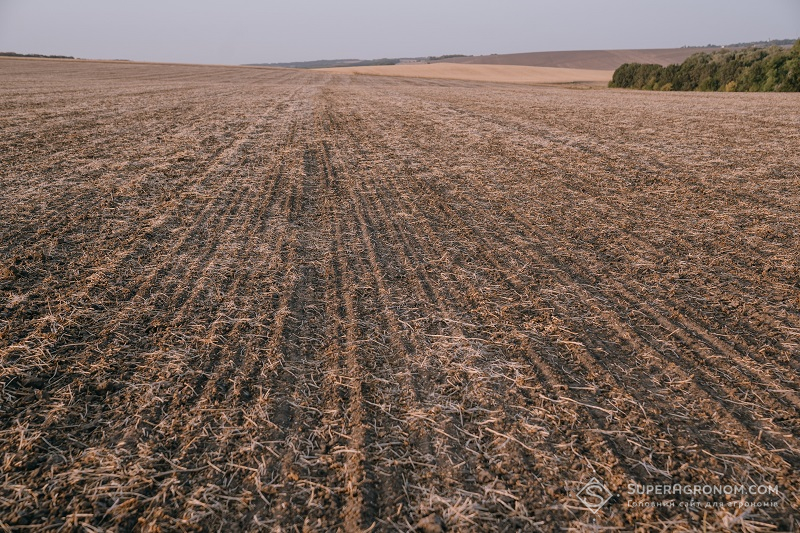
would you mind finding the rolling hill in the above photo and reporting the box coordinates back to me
[430,47,727,70]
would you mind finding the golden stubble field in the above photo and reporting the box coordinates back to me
[318,63,613,85]
[1,58,799,531]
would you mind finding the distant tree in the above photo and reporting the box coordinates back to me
[781,41,800,90]
[0,51,74,59]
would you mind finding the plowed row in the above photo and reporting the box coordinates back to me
[1,58,799,531]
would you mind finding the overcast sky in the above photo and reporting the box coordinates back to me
[1,0,798,64]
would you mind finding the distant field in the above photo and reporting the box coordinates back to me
[319,63,613,84]
[432,47,726,70]
[1,58,799,531]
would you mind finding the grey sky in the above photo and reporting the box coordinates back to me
[1,0,798,64]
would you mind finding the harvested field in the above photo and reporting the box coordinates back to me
[318,63,613,85]
[1,57,800,531]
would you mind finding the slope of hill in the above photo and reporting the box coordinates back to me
[249,41,797,72]
[431,48,726,70]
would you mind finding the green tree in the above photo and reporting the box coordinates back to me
[609,39,800,92]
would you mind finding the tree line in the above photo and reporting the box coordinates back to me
[0,52,75,59]
[609,39,800,91]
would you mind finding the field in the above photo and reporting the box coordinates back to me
[1,58,799,531]
[318,64,613,85]
[429,47,720,70]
